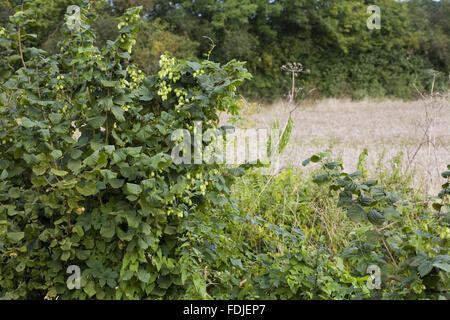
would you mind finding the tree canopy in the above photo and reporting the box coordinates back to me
[1,0,449,100]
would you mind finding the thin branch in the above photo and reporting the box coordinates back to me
[375,226,399,269]
[17,24,27,70]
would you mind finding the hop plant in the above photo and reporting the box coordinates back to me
[0,4,252,300]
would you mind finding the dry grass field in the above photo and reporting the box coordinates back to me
[221,97,450,194]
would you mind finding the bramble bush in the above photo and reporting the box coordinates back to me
[304,153,449,299]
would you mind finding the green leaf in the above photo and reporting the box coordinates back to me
[32,165,47,176]
[137,269,150,283]
[349,170,362,179]
[20,117,35,128]
[125,213,140,228]
[358,194,375,207]
[101,81,119,88]
[76,182,97,196]
[432,261,450,273]
[368,209,385,225]
[8,187,20,198]
[365,230,383,245]
[325,161,342,170]
[109,179,124,189]
[186,61,201,71]
[0,169,8,180]
[68,159,82,172]
[83,281,97,297]
[71,149,83,160]
[100,221,116,238]
[409,254,428,267]
[97,96,114,110]
[114,94,133,105]
[279,115,293,153]
[230,258,243,269]
[116,227,133,241]
[337,190,353,207]
[61,251,70,261]
[137,87,153,101]
[87,116,107,129]
[15,262,26,272]
[364,179,378,186]
[347,205,367,222]
[7,232,24,242]
[57,178,77,189]
[125,147,142,157]
[49,113,63,124]
[370,186,385,198]
[418,261,433,277]
[381,207,402,221]
[50,150,63,160]
[111,106,125,122]
[126,183,142,195]
[313,174,330,184]
[83,151,100,167]
[50,168,68,177]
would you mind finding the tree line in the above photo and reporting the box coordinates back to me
[1,0,448,101]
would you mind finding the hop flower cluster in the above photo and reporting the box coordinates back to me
[121,104,132,112]
[161,169,217,217]
[119,78,130,89]
[174,88,195,110]
[0,27,7,37]
[53,75,65,90]
[157,80,171,101]
[0,138,13,145]
[127,66,144,89]
[158,55,181,80]
[193,69,205,78]
[157,54,184,101]
[117,13,139,30]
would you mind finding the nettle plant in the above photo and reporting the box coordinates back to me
[0,4,251,299]
[304,153,449,299]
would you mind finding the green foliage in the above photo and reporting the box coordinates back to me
[0,2,448,301]
[304,153,449,299]
[0,4,253,299]
[433,164,450,214]
[150,0,449,101]
[2,0,448,101]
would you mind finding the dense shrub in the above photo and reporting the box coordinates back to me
[1,3,447,301]
[0,5,253,299]
[0,4,371,300]
[303,153,450,299]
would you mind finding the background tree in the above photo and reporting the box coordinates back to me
[1,0,448,101]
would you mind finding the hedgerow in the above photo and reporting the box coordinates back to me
[0,4,372,300]
[0,4,252,299]
[2,3,446,301]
